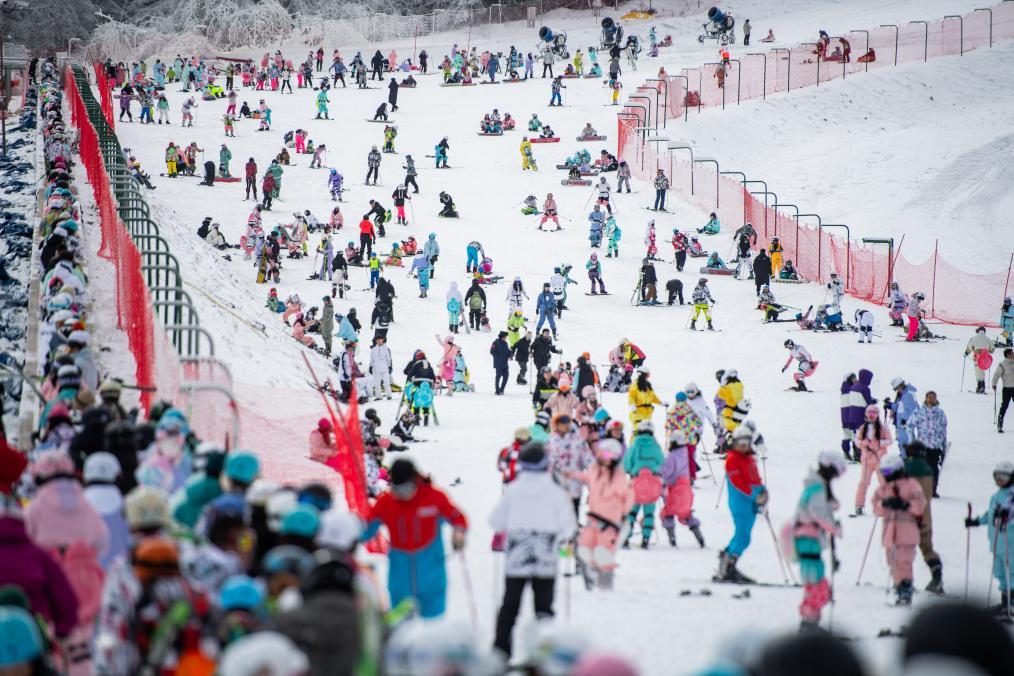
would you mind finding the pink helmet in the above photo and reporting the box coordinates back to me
[31,450,76,481]
[865,404,880,418]
[595,439,624,462]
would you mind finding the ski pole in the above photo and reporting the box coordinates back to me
[960,354,966,393]
[855,515,879,585]
[762,507,795,584]
[714,473,725,509]
[986,518,1003,607]
[1005,527,1012,619]
[828,536,838,633]
[965,502,973,602]
[457,551,479,627]
[699,445,718,486]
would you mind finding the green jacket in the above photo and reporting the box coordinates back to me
[624,433,665,476]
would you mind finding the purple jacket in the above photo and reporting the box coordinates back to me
[0,516,79,636]
[844,369,874,431]
[660,446,690,486]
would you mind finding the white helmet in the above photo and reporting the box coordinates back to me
[817,450,846,478]
[994,461,1014,480]
[684,382,700,397]
[316,511,365,551]
[890,377,906,390]
[731,425,752,442]
[595,438,624,462]
[880,453,905,476]
[668,430,688,446]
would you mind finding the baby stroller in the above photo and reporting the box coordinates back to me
[600,17,625,50]
[538,26,570,60]
[699,6,736,45]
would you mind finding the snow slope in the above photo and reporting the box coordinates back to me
[105,1,1012,673]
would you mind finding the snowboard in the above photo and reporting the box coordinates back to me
[365,118,394,123]
[700,267,735,276]
[477,131,504,136]
[530,137,561,144]
[561,179,592,186]
[576,135,608,141]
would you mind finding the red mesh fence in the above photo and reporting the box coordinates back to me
[65,72,157,409]
[92,63,116,130]
[616,2,1014,326]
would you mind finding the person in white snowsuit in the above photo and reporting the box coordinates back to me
[827,273,845,308]
[684,381,719,436]
[782,340,817,391]
[596,178,612,215]
[507,277,528,316]
[318,236,334,281]
[854,308,874,343]
[369,335,394,399]
[888,282,907,326]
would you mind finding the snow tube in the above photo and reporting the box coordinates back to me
[976,351,994,370]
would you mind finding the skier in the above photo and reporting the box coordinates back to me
[660,430,706,548]
[218,144,232,178]
[873,454,927,605]
[717,426,768,583]
[888,282,908,326]
[572,439,633,589]
[616,160,632,193]
[549,76,565,106]
[995,348,1014,433]
[423,233,440,277]
[365,146,381,185]
[328,168,343,202]
[782,339,818,391]
[403,154,419,193]
[965,326,995,394]
[690,278,715,330]
[644,221,658,260]
[520,137,536,171]
[181,96,196,126]
[907,390,948,496]
[489,442,576,657]
[605,217,621,258]
[855,308,875,343]
[827,271,845,308]
[391,184,410,225]
[638,258,658,305]
[534,283,558,338]
[652,169,669,211]
[595,177,613,215]
[792,451,845,631]
[906,291,926,342]
[964,461,1014,612]
[539,193,560,230]
[887,377,920,448]
[1000,297,1014,346]
[506,277,528,315]
[853,404,891,516]
[586,253,606,295]
[362,458,468,618]
[315,88,330,119]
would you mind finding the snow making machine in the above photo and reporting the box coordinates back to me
[538,25,570,60]
[699,6,736,45]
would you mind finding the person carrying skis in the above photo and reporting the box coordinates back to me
[660,430,706,548]
[362,458,468,618]
[622,420,665,549]
[586,253,606,295]
[690,278,715,330]
[853,404,891,516]
[791,451,845,631]
[782,339,818,392]
[718,425,768,583]
[966,326,995,394]
[572,439,633,590]
[534,283,558,338]
[873,453,927,605]
[365,146,381,185]
[539,193,559,230]
[964,461,1014,612]
[490,442,576,657]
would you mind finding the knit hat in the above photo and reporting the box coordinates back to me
[880,453,905,478]
[131,536,180,584]
[389,458,418,487]
[674,391,687,402]
[519,442,548,471]
[535,410,551,428]
[514,427,532,442]
[316,511,364,551]
[125,485,171,530]
[56,364,81,390]
[67,330,90,347]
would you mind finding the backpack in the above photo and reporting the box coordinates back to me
[632,468,663,504]
[51,540,106,624]
[468,293,484,310]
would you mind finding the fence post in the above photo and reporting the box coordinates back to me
[771,48,790,91]
[910,21,929,61]
[746,53,766,98]
[880,25,899,66]
[974,8,992,48]
[931,239,939,318]
[943,15,964,55]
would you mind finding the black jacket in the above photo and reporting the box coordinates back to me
[404,358,435,382]
[511,336,531,363]
[641,264,657,285]
[464,282,487,308]
[532,335,561,368]
[375,276,395,303]
[490,338,511,370]
[753,252,772,284]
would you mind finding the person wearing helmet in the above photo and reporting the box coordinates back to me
[888,281,908,326]
[965,326,996,394]
[887,377,919,448]
[660,430,706,548]
[791,451,845,631]
[690,277,716,330]
[718,425,767,583]
[489,442,576,656]
[994,347,1014,433]
[363,458,469,618]
[907,391,948,496]
[906,290,926,342]
[665,391,704,482]
[716,369,746,436]
[965,461,1014,611]
[571,438,634,590]
[365,145,381,185]
[627,368,661,426]
[782,339,818,392]
[873,453,927,605]
[853,404,892,516]
[520,135,535,170]
[586,252,606,294]
[621,420,665,549]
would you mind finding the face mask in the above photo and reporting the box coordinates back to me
[158,432,185,460]
[392,483,416,500]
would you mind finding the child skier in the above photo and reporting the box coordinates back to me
[573,439,634,590]
[690,278,715,330]
[587,205,605,246]
[538,193,559,230]
[665,391,704,482]
[660,431,706,547]
[791,451,846,631]
[586,253,606,294]
[855,308,875,343]
[623,420,666,549]
[965,461,1014,613]
[873,454,927,605]
[369,335,393,400]
[605,217,621,258]
[782,339,818,391]
[853,404,892,516]
[718,426,768,583]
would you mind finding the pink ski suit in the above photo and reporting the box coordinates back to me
[873,476,926,583]
[436,335,459,383]
[574,464,634,571]
[854,413,892,510]
[308,428,335,463]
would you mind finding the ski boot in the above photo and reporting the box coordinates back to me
[718,551,754,583]
[794,380,809,392]
[706,320,714,331]
[895,579,914,606]
[690,319,697,330]
[990,591,1011,616]
[977,380,986,394]
[925,560,944,594]
[799,619,824,633]
[664,525,677,547]
[853,506,864,517]
[597,570,614,590]
[640,537,650,549]
[690,525,705,548]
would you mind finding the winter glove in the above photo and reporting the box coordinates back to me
[964,517,980,528]
[755,489,769,507]
[881,497,910,511]
[451,529,466,551]
[781,366,787,373]
[994,507,1010,524]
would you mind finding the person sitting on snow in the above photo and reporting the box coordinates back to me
[528,113,543,131]
[540,125,556,139]
[705,251,726,270]
[580,122,597,138]
[779,260,800,280]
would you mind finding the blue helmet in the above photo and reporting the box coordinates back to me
[330,168,336,175]
[219,574,265,611]
[0,606,44,666]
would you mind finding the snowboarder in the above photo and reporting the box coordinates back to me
[588,205,605,246]
[438,192,458,218]
[782,339,818,391]
[792,451,845,631]
[403,154,419,193]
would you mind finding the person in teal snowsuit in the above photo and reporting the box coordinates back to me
[218,144,232,178]
[623,421,666,548]
[966,462,1014,608]
[315,89,330,119]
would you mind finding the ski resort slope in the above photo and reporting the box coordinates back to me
[673,40,1014,269]
[109,4,1010,675]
